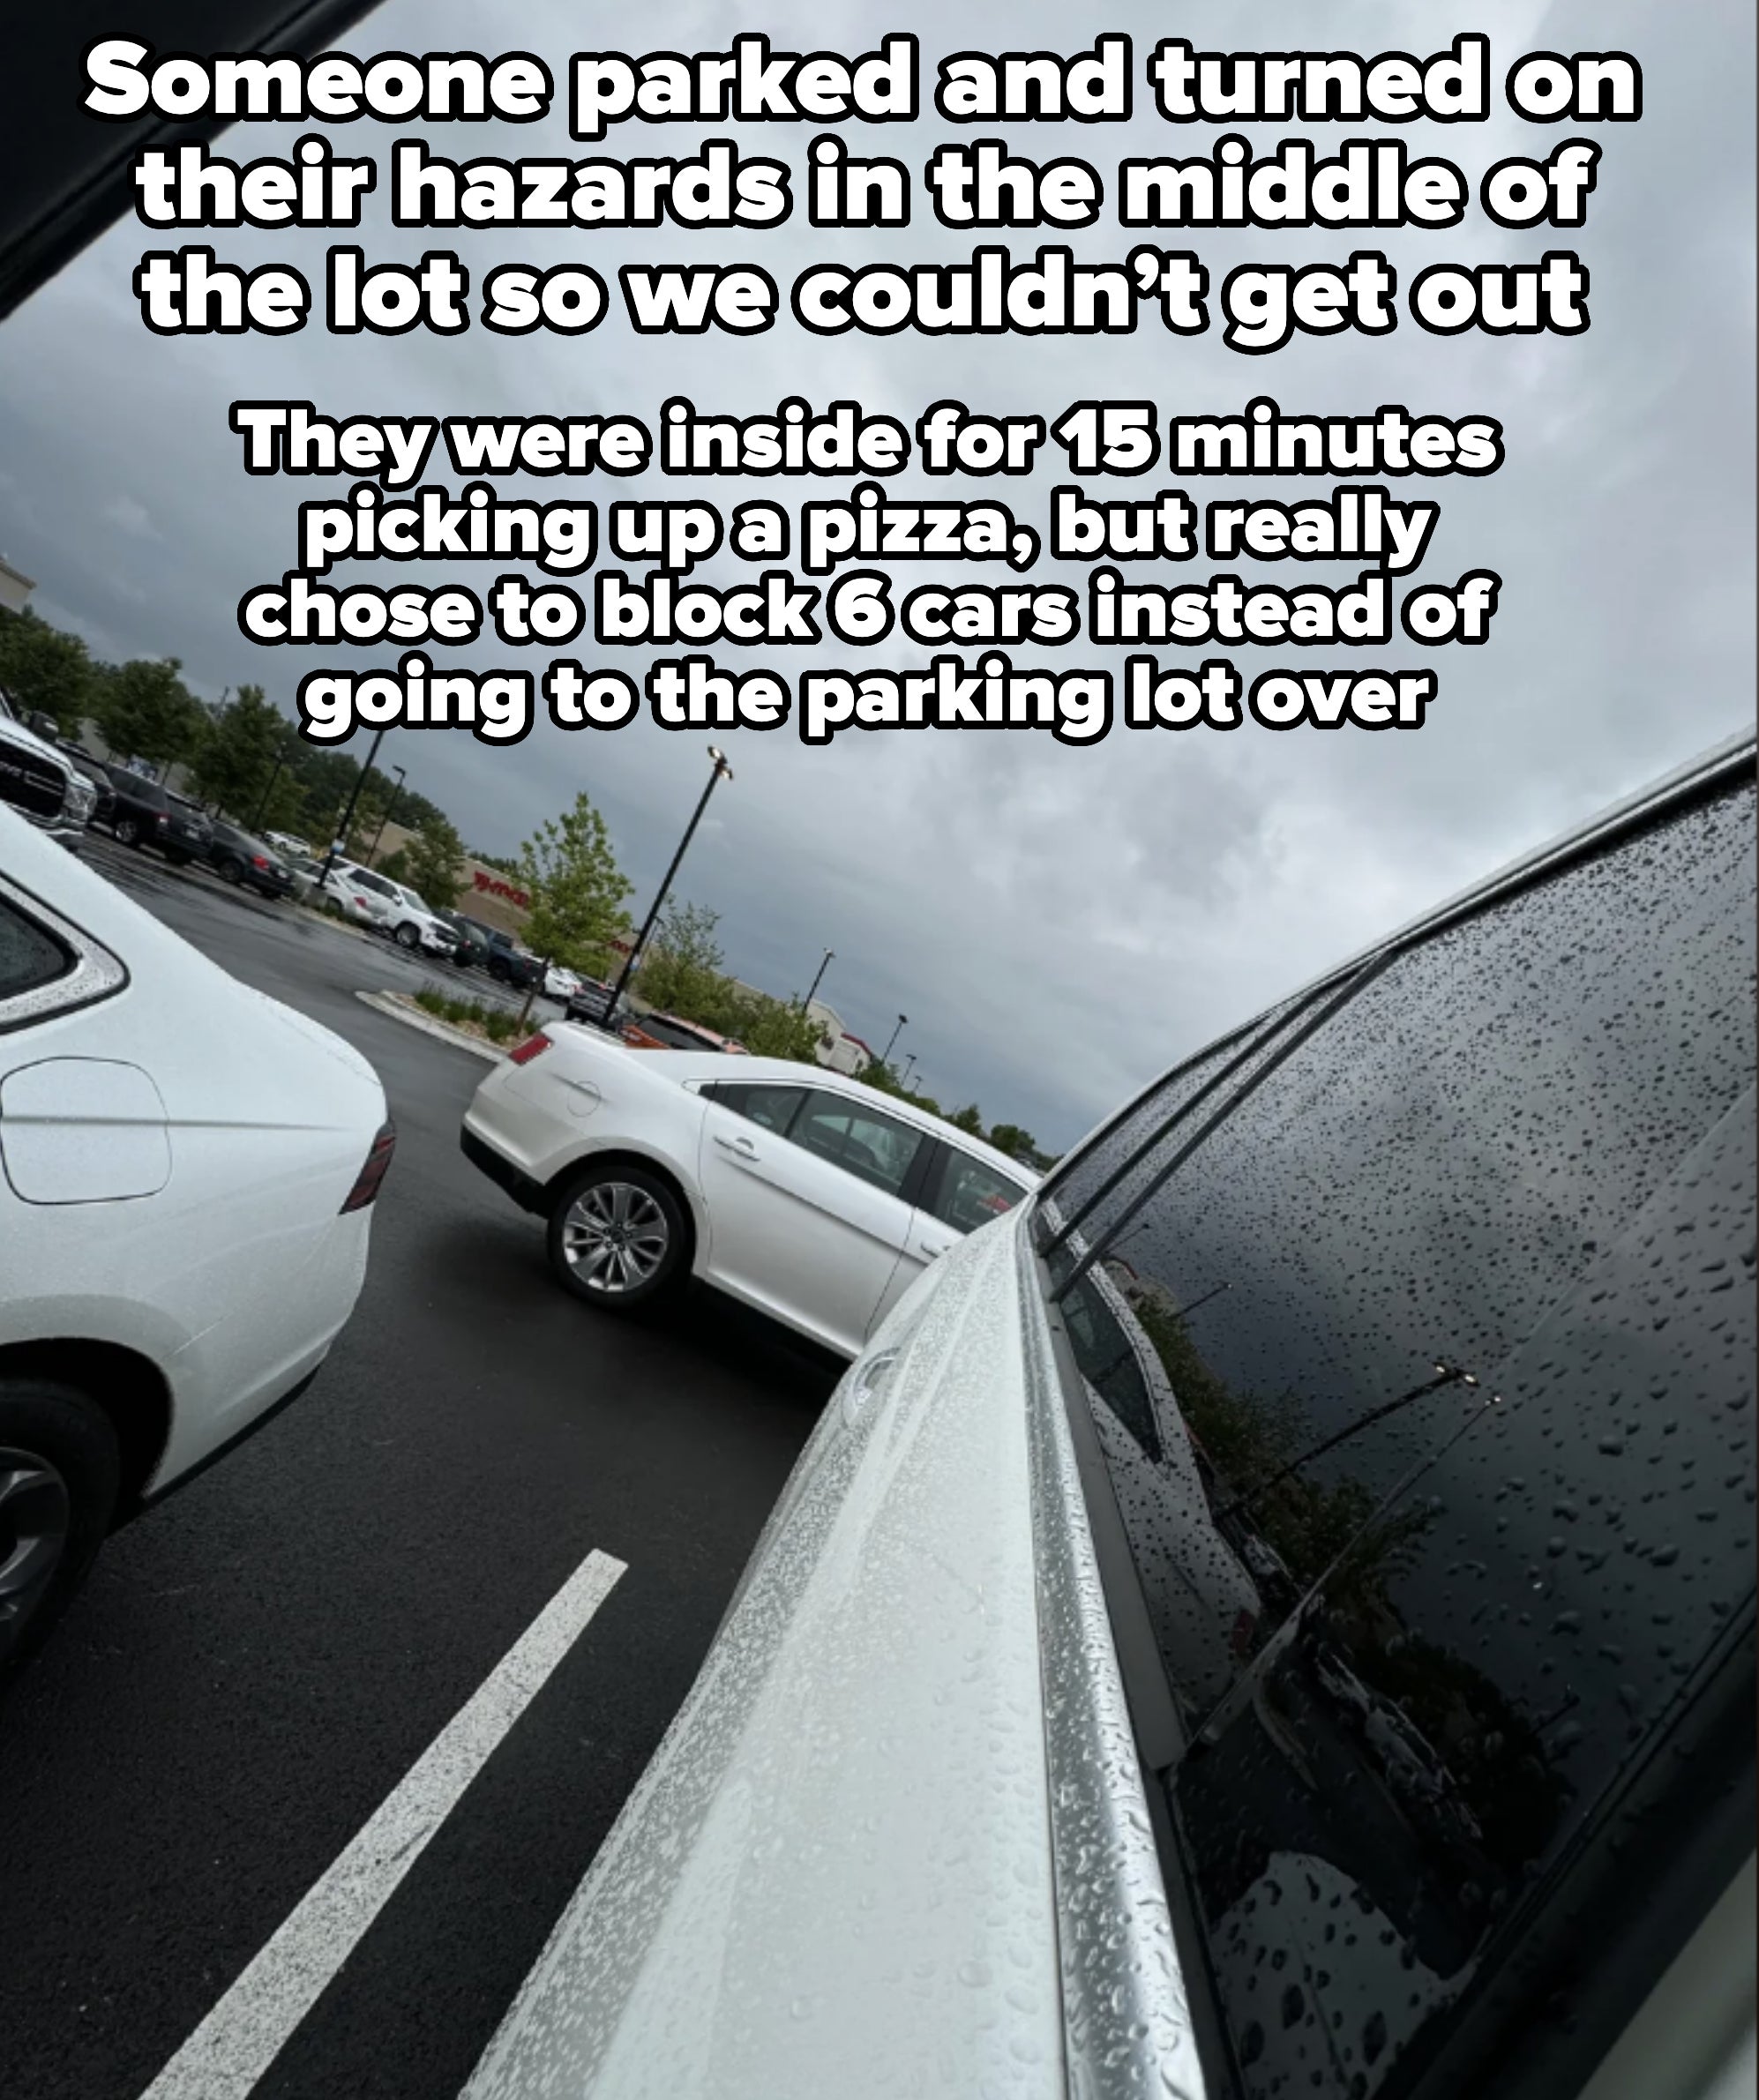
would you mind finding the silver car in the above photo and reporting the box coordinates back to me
[466,736,1756,2100]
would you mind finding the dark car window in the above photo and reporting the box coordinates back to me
[0,893,71,1000]
[108,769,167,806]
[1061,1269,1161,1461]
[1044,779,1756,2100]
[929,1150,1027,1234]
[704,1081,808,1136]
[789,1093,924,1197]
[1038,989,1329,1286]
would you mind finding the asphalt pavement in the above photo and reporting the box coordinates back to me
[0,836,837,2100]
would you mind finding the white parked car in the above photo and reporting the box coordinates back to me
[341,863,458,955]
[0,805,392,1668]
[543,962,581,1000]
[462,1032,1035,1357]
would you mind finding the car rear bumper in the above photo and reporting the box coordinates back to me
[461,1122,545,1213]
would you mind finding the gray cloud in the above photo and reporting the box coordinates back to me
[0,0,1749,1146]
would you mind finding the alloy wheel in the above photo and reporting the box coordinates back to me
[561,1182,670,1292]
[0,1448,71,1666]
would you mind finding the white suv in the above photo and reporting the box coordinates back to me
[338,863,457,955]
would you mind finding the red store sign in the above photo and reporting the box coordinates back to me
[472,869,530,909]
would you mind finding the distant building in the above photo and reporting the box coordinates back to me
[806,999,872,1075]
[0,557,35,615]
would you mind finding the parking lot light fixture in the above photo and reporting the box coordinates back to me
[605,745,735,1017]
[320,723,391,884]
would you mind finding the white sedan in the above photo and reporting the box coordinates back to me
[461,1024,1033,1357]
[0,806,392,1669]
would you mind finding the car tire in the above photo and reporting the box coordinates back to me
[220,859,243,885]
[547,1163,687,1311]
[394,923,420,950]
[115,815,141,848]
[0,1378,120,1676]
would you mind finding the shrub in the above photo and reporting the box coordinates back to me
[414,987,445,1015]
[483,1009,517,1043]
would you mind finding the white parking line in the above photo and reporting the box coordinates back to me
[138,1547,628,2100]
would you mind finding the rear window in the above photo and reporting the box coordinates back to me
[0,893,72,1002]
[1042,778,1756,2100]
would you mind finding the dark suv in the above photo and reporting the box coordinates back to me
[438,908,493,968]
[101,766,212,863]
[483,930,545,990]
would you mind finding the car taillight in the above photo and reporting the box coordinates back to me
[251,854,270,870]
[508,1032,552,1066]
[341,1120,396,1213]
[154,811,169,826]
[1229,1608,1260,1659]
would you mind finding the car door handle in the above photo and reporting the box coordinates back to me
[715,1132,759,1157]
[917,1234,957,1260]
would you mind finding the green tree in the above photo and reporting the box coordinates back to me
[949,1104,985,1136]
[987,1123,1038,1162]
[99,656,206,771]
[187,684,285,819]
[719,990,823,1061]
[0,609,94,735]
[856,1060,941,1117]
[404,818,466,908]
[374,847,412,885]
[518,791,632,976]
[636,901,726,1017]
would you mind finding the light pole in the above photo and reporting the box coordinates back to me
[251,730,291,833]
[880,1013,907,1066]
[901,1052,917,1087]
[802,947,835,1012]
[604,746,734,1018]
[320,724,391,883]
[366,766,407,867]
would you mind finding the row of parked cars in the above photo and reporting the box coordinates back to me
[0,706,755,1049]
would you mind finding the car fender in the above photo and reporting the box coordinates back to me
[536,1131,711,1260]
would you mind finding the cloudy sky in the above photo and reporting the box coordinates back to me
[0,0,1750,1148]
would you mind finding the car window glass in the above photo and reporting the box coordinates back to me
[932,1151,1027,1233]
[0,896,71,1000]
[1061,1269,1161,1460]
[1045,780,1756,2100]
[790,1094,922,1196]
[1037,990,1321,1286]
[723,1083,807,1134]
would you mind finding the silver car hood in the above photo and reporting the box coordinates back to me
[462,1211,1201,2100]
